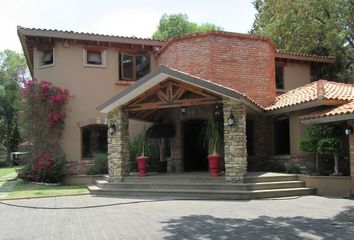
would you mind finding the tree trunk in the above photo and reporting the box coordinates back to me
[333,154,339,175]
[315,153,319,173]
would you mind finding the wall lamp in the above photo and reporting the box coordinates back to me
[108,124,116,135]
[345,126,353,136]
[181,106,186,114]
[228,114,236,126]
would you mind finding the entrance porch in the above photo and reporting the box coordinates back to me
[102,68,253,183]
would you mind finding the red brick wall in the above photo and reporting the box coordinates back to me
[159,33,276,107]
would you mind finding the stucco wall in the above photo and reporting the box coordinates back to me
[298,175,352,197]
[283,62,311,91]
[33,41,157,172]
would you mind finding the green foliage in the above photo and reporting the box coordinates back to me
[298,138,317,153]
[19,80,69,183]
[86,152,108,175]
[285,163,301,174]
[317,138,343,155]
[152,13,223,40]
[200,117,224,155]
[0,50,27,163]
[128,130,158,160]
[251,0,354,82]
[306,125,333,139]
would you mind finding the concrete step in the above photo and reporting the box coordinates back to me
[95,180,305,191]
[244,175,297,183]
[87,185,316,200]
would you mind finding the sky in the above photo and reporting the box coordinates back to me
[0,0,257,52]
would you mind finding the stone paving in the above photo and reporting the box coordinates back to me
[0,195,353,240]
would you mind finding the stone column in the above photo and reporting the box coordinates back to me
[349,120,354,195]
[223,97,247,183]
[107,107,129,183]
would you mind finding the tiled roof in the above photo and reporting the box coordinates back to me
[17,26,164,45]
[300,101,354,121]
[265,80,354,111]
[276,50,335,61]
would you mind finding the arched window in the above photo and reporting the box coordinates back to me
[82,125,108,158]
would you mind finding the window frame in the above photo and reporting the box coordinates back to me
[81,124,108,159]
[82,47,107,68]
[37,47,55,69]
[275,65,285,90]
[120,52,151,81]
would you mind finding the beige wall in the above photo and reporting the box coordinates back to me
[298,175,352,197]
[34,41,158,163]
[283,63,311,91]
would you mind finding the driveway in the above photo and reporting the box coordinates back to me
[0,195,353,240]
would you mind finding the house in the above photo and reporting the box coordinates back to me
[18,27,354,197]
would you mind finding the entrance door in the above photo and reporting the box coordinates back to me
[183,119,208,171]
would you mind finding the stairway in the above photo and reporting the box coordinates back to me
[87,172,316,200]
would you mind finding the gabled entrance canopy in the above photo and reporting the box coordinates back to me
[97,65,262,114]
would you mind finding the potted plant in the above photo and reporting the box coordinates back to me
[201,117,224,177]
[135,130,151,176]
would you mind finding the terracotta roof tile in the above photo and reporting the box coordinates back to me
[300,101,354,121]
[266,80,354,111]
[276,50,335,60]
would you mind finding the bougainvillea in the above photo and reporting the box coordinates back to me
[18,79,69,183]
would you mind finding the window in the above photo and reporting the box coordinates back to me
[120,53,150,81]
[82,125,108,158]
[38,48,55,67]
[83,48,106,67]
[276,66,284,89]
[87,51,102,65]
[274,117,290,155]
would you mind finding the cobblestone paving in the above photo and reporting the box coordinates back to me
[0,195,353,240]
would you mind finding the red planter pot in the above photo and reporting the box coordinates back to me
[137,156,149,176]
[208,155,222,177]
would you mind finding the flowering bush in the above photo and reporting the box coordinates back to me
[18,79,69,183]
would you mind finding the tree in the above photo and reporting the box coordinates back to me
[152,13,223,40]
[298,125,333,172]
[298,124,343,175]
[251,0,354,83]
[0,50,27,163]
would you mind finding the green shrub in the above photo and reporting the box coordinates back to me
[86,152,108,175]
[285,163,301,174]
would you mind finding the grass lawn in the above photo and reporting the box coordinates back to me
[0,166,19,178]
[3,180,89,199]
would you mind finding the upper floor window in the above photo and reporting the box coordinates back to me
[120,53,150,81]
[38,47,55,68]
[276,66,284,89]
[83,48,106,67]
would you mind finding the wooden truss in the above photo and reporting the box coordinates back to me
[125,79,222,113]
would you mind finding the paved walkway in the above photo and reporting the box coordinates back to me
[0,195,353,240]
[0,172,17,198]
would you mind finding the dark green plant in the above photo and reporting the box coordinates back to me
[129,130,158,159]
[298,124,334,172]
[86,152,108,175]
[317,138,343,175]
[285,163,301,174]
[200,117,223,155]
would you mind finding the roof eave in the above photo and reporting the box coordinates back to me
[17,27,34,77]
[301,113,354,125]
[17,27,164,47]
[275,53,335,63]
[265,100,322,115]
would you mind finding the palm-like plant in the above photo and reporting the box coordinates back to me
[200,117,223,156]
